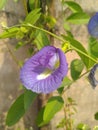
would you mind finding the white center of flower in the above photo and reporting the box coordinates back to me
[37,53,60,80]
[37,69,52,80]
[48,53,59,69]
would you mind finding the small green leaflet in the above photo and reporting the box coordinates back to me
[66,12,90,24]
[71,59,84,80]
[87,37,97,68]
[24,90,37,111]
[45,15,56,29]
[0,0,7,10]
[13,0,19,2]
[36,107,46,126]
[15,41,25,50]
[6,90,37,126]
[94,112,98,120]
[64,22,71,31]
[36,96,64,126]
[29,0,40,10]
[57,76,72,94]
[64,1,83,13]
[0,27,19,39]
[34,30,50,50]
[62,35,91,69]
[88,37,98,57]
[76,123,91,130]
[0,26,28,39]
[6,93,25,126]
[24,8,41,25]
[93,126,98,130]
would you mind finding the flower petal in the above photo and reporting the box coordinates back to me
[88,64,98,88]
[88,12,98,37]
[20,46,68,93]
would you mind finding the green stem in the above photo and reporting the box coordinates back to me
[23,24,98,64]
[63,93,68,130]
[5,23,98,65]
[62,69,90,94]
[5,43,20,68]
[22,0,28,15]
[71,45,98,63]
[24,23,65,42]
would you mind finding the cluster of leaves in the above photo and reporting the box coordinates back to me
[6,90,37,126]
[0,0,56,52]
[0,0,98,130]
[56,97,77,130]
[0,8,50,51]
[62,0,90,30]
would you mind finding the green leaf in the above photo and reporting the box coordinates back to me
[76,123,91,130]
[28,48,34,56]
[56,118,66,128]
[0,27,19,39]
[45,15,56,29]
[64,1,83,13]
[64,22,71,31]
[61,76,72,87]
[16,30,24,39]
[88,37,98,57]
[6,93,25,126]
[28,0,40,10]
[94,112,98,120]
[36,96,64,126]
[87,37,98,68]
[24,90,37,111]
[20,27,28,33]
[0,0,7,10]
[6,90,37,126]
[93,126,98,130]
[44,96,64,121]
[16,27,28,40]
[15,41,25,50]
[66,30,74,38]
[36,107,46,126]
[66,12,90,24]
[25,8,41,25]
[28,0,35,10]
[13,0,19,2]
[67,97,75,103]
[63,36,91,69]
[71,59,84,80]
[57,77,72,94]
[34,30,50,50]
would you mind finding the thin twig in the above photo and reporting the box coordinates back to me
[5,43,20,69]
[22,0,28,15]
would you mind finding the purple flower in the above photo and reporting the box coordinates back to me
[20,46,68,93]
[88,12,98,37]
[88,64,98,89]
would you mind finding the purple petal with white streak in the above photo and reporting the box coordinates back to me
[20,46,68,93]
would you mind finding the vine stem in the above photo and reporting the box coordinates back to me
[22,0,28,15]
[25,23,64,42]
[71,45,98,63]
[62,69,90,95]
[5,43,20,69]
[4,23,98,69]
[23,23,98,64]
[6,23,98,64]
[63,93,69,130]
